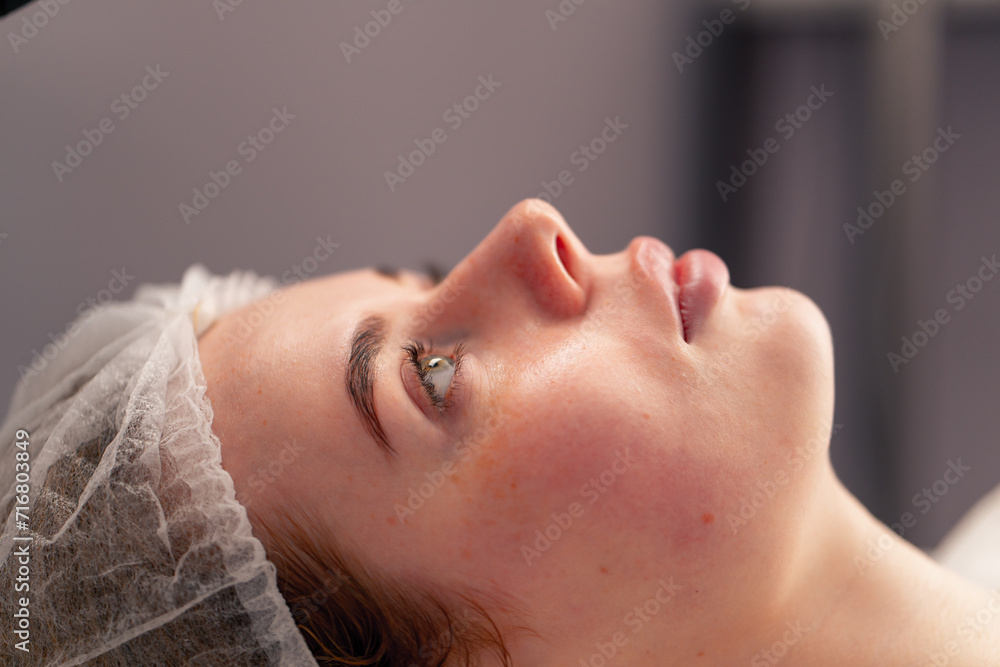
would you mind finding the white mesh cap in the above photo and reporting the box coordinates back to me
[0,265,319,666]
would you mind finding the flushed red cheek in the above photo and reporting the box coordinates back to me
[528,424,762,562]
[469,424,595,512]
[437,395,772,574]
[431,423,616,570]
[443,446,721,584]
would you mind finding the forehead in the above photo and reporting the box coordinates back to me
[267,268,438,344]
[202,270,392,408]
[222,272,402,468]
[244,269,401,378]
[289,268,396,304]
[281,268,429,309]
[263,271,401,335]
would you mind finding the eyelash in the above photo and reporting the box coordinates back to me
[402,339,467,413]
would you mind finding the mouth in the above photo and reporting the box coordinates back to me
[631,238,729,343]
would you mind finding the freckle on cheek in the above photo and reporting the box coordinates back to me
[701,513,714,524]
[461,441,501,482]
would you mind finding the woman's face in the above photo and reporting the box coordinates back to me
[199,199,834,648]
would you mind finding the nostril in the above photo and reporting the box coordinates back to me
[556,235,572,279]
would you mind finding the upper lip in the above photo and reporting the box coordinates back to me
[628,236,685,340]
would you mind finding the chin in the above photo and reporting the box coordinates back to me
[761,286,836,431]
[719,285,836,441]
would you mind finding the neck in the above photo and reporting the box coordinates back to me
[509,464,1000,666]
[781,473,1000,666]
[675,468,1000,665]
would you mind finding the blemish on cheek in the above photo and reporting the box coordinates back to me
[643,413,650,420]
[386,516,398,526]
[697,651,705,657]
[599,566,608,574]
[701,513,715,525]
[257,386,263,394]
[262,419,268,427]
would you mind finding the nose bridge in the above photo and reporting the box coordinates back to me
[420,200,588,335]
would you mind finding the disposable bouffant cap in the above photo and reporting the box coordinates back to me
[0,264,318,666]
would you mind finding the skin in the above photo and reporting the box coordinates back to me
[198,199,1000,665]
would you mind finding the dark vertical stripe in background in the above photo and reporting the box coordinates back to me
[690,3,1000,548]
[1,0,34,18]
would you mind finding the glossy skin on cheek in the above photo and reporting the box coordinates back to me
[373,346,637,587]
[408,351,670,584]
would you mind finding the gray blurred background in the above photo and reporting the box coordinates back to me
[1,0,998,549]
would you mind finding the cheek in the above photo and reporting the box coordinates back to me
[454,398,624,540]
[439,388,751,578]
[406,389,648,583]
[402,296,836,585]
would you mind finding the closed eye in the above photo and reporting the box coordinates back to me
[375,263,447,288]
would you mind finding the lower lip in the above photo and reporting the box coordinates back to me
[675,249,729,341]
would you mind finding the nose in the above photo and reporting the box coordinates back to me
[429,199,590,331]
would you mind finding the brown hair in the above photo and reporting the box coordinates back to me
[252,503,525,666]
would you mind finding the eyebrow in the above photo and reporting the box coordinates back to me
[346,315,395,458]
[375,263,446,286]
